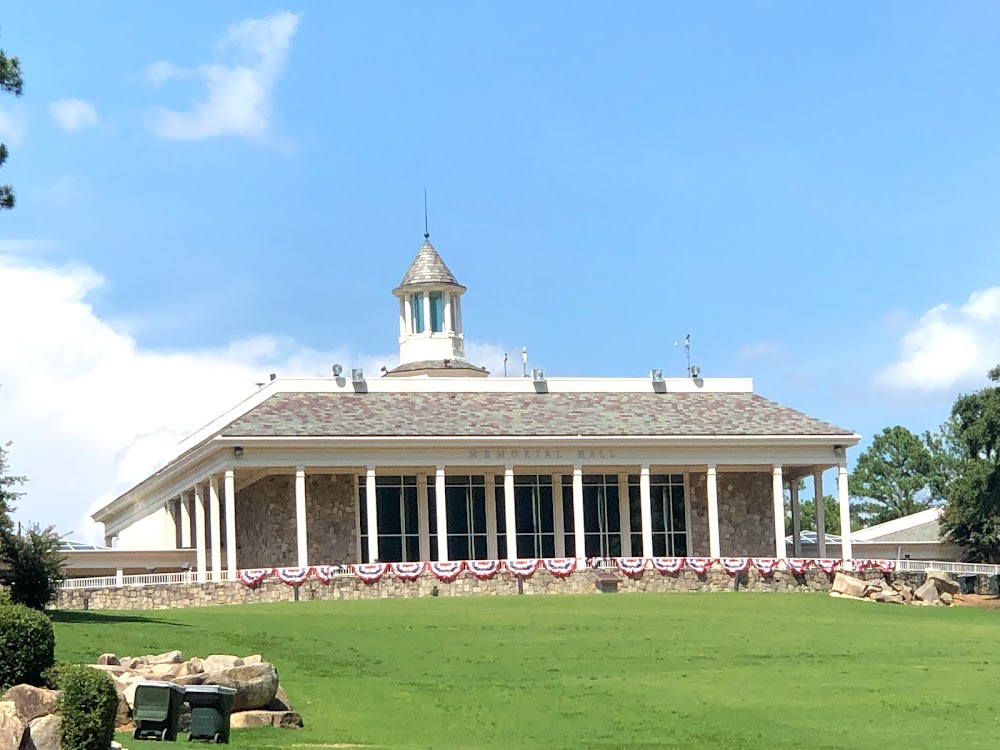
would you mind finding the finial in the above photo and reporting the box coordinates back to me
[423,188,430,240]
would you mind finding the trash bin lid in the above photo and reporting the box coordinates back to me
[183,685,237,695]
[137,680,186,693]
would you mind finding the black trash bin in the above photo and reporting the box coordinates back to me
[184,685,237,744]
[132,681,186,741]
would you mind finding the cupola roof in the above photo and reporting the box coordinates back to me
[394,236,466,293]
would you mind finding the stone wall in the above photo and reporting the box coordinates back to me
[53,567,962,611]
[688,472,775,556]
[235,473,357,568]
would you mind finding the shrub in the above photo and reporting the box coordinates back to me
[0,603,55,689]
[0,525,66,610]
[57,665,118,750]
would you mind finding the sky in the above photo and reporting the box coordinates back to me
[1,3,999,541]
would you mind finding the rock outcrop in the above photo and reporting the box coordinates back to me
[830,570,961,606]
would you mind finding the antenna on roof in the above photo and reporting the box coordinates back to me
[673,335,694,377]
[423,188,430,240]
[522,346,528,378]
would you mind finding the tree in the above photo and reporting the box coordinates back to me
[940,365,1000,562]
[848,425,942,525]
[786,494,862,536]
[0,525,65,610]
[0,44,23,209]
[0,441,24,532]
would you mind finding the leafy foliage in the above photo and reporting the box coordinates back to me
[0,525,66,609]
[0,441,24,532]
[786,494,862,535]
[57,665,118,750]
[0,46,22,210]
[0,603,55,689]
[848,425,942,524]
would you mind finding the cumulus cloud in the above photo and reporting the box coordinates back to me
[49,98,99,133]
[874,287,1000,393]
[143,11,299,143]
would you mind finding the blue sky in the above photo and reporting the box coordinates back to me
[1,3,999,538]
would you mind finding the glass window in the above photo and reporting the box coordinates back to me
[430,475,490,561]
[411,294,425,333]
[358,476,421,562]
[513,475,555,558]
[628,474,687,556]
[582,474,620,557]
[429,292,444,332]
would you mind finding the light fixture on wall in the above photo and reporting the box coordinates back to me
[352,369,366,383]
[690,365,701,378]
[531,368,545,383]
[650,369,664,383]
[233,446,244,459]
[332,364,343,377]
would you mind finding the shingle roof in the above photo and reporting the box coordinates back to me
[385,359,488,376]
[221,391,852,438]
[396,238,464,290]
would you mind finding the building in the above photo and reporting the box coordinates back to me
[90,234,862,581]
[799,507,959,562]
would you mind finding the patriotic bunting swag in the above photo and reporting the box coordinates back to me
[720,557,750,576]
[312,565,333,583]
[506,559,541,577]
[276,567,311,586]
[429,561,465,582]
[874,560,896,574]
[391,562,426,581]
[816,559,840,575]
[854,559,873,571]
[686,557,715,575]
[237,568,272,587]
[785,559,812,575]
[353,563,388,583]
[615,557,647,576]
[651,557,685,574]
[543,558,577,578]
[467,560,502,580]
[751,558,781,576]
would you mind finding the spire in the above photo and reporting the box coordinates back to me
[394,236,465,291]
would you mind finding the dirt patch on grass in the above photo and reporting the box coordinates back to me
[953,594,1000,609]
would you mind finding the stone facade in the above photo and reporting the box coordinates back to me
[688,472,775,556]
[236,473,357,568]
[53,567,969,611]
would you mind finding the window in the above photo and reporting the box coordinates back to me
[439,475,489,560]
[583,474,621,557]
[514,475,555,558]
[429,292,444,332]
[628,474,687,556]
[410,294,425,333]
[359,476,420,562]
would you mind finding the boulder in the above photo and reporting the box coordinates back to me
[941,592,954,606]
[266,684,292,712]
[201,663,278,711]
[831,573,868,598]
[119,657,142,670]
[0,701,27,750]
[1,685,60,722]
[146,650,184,666]
[230,710,303,729]
[242,655,263,666]
[173,674,208,687]
[123,682,140,711]
[87,664,129,678]
[203,655,244,671]
[871,591,893,603]
[115,691,131,728]
[25,714,60,750]
[914,579,940,604]
[97,653,119,666]
[177,658,204,677]
[926,570,961,596]
[149,663,183,679]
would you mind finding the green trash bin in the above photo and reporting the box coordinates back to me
[132,681,186,741]
[184,685,237,744]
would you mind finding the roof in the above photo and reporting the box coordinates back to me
[221,391,853,438]
[852,507,944,543]
[385,359,488,377]
[395,238,465,291]
[59,539,112,551]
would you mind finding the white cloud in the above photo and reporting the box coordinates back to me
[48,98,99,133]
[875,287,1000,393]
[143,11,299,143]
[0,108,26,146]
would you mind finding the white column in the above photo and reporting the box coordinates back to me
[295,466,308,568]
[115,567,124,587]
[706,465,721,558]
[365,467,378,562]
[814,470,827,558]
[209,475,222,579]
[772,465,786,559]
[573,466,585,559]
[504,466,517,559]
[454,297,463,334]
[417,473,431,561]
[403,295,412,335]
[443,293,453,332]
[224,469,237,576]
[838,463,853,563]
[398,298,406,337]
[485,474,498,559]
[551,473,565,557]
[639,465,653,558]
[617,473,631,557]
[194,483,207,582]
[435,466,448,561]
[423,293,432,333]
[164,501,178,549]
[180,491,192,548]
[790,479,801,557]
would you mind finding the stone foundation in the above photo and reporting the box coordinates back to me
[53,567,980,611]
[689,472,775,556]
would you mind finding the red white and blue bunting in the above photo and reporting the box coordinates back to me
[651,557,685,574]
[615,557,648,576]
[719,557,750,576]
[505,559,541,577]
[874,559,896,574]
[276,567,311,586]
[353,563,389,583]
[237,568,273,587]
[751,558,781,576]
[391,562,426,581]
[785,559,812,575]
[467,560,503,580]
[816,559,841,575]
[542,558,577,578]
[686,557,715,575]
[429,561,465,582]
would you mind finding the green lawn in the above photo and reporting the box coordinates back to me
[52,594,1000,750]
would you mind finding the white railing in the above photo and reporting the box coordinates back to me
[895,559,1000,576]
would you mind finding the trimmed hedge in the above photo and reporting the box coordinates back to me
[57,665,118,750]
[0,603,54,689]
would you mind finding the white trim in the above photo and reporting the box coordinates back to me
[851,507,943,542]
